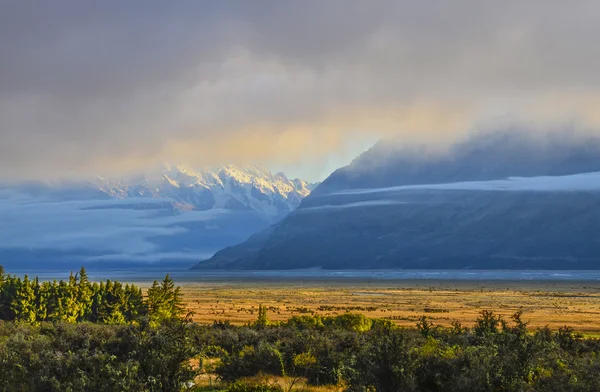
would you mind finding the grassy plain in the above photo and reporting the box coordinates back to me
[175,279,600,334]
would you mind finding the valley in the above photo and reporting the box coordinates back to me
[177,279,600,334]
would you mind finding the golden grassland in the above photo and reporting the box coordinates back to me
[194,374,343,392]
[172,280,600,334]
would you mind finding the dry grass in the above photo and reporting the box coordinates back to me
[172,280,600,333]
[194,374,342,392]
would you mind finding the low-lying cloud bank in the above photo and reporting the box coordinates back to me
[299,200,404,212]
[0,193,231,263]
[331,172,600,196]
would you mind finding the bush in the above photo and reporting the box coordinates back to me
[0,320,198,392]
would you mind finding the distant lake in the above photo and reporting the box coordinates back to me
[5,269,600,283]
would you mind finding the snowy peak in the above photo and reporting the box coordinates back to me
[90,164,318,220]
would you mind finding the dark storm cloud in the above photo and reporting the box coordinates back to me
[2,1,600,179]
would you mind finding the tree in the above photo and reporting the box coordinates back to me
[91,280,127,324]
[55,276,80,323]
[0,267,14,320]
[124,283,146,321]
[255,304,270,327]
[146,274,186,325]
[90,281,105,323]
[32,277,47,322]
[474,310,503,337]
[104,281,127,325]
[77,267,93,321]
[45,280,61,322]
[135,319,199,391]
[12,275,37,324]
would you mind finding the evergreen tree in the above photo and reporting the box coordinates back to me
[105,281,126,324]
[146,274,185,324]
[255,304,270,327]
[12,275,37,324]
[53,276,80,323]
[45,280,61,322]
[97,280,115,323]
[90,281,105,323]
[124,283,146,321]
[77,267,93,321]
[0,268,13,320]
[146,280,163,322]
[32,277,47,322]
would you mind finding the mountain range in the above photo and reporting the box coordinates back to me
[195,132,600,270]
[0,165,316,269]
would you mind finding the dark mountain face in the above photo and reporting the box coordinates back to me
[193,131,600,270]
[313,132,600,195]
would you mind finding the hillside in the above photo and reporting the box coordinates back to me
[194,132,600,270]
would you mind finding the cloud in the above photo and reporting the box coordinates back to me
[331,172,600,195]
[2,1,600,180]
[299,200,404,212]
[0,193,229,256]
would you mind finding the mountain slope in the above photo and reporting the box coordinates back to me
[194,132,600,270]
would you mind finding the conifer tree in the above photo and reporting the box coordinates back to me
[77,267,93,321]
[45,280,61,322]
[90,281,106,323]
[54,276,80,323]
[124,283,146,321]
[0,266,8,319]
[32,277,47,322]
[146,274,185,324]
[12,275,37,324]
[97,280,114,323]
[106,281,126,324]
[255,304,270,327]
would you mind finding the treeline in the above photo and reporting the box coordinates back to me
[0,266,185,325]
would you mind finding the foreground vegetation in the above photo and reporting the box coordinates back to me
[1,268,600,391]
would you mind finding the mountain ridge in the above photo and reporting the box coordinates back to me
[5,164,318,220]
[194,132,600,270]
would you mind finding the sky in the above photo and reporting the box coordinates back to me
[2,1,600,182]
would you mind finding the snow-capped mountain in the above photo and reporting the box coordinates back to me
[0,165,317,269]
[92,164,317,220]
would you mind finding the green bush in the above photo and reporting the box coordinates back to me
[0,320,198,392]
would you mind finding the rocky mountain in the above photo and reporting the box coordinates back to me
[0,165,316,269]
[194,132,600,270]
[93,164,316,219]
